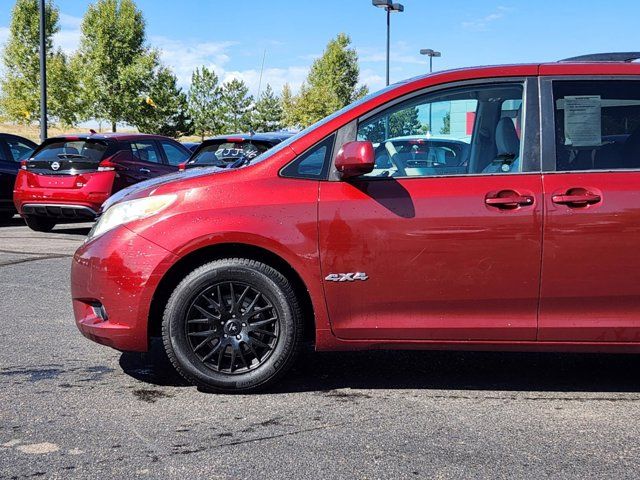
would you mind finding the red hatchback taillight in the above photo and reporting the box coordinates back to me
[97,160,117,172]
[20,160,27,170]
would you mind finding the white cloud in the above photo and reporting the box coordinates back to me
[222,66,309,97]
[462,6,511,31]
[53,13,82,55]
[151,35,238,87]
[151,35,311,96]
[0,26,9,48]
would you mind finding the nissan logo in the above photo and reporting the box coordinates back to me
[51,161,60,171]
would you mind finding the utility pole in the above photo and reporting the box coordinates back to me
[39,0,47,142]
[372,1,404,86]
[420,49,441,133]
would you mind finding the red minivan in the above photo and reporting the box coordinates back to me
[14,133,190,231]
[71,53,640,392]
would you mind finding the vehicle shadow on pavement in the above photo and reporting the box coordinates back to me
[119,339,640,393]
[0,217,25,227]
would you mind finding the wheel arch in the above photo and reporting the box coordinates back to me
[148,242,316,346]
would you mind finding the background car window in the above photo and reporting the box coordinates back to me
[160,141,189,165]
[356,83,524,178]
[6,139,34,161]
[553,80,640,171]
[189,141,270,167]
[130,141,161,164]
[33,140,108,162]
[281,135,335,179]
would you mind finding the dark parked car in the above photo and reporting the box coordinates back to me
[181,132,294,170]
[181,142,201,152]
[14,133,190,232]
[0,133,37,223]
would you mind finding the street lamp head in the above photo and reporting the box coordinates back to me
[420,49,442,57]
[372,0,404,12]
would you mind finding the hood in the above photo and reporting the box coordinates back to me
[102,166,226,212]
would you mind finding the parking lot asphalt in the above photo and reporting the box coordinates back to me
[1,217,640,479]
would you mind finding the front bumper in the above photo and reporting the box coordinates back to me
[71,225,178,352]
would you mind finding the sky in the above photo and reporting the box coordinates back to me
[1,0,640,98]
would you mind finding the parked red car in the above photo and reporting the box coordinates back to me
[14,133,190,231]
[72,53,640,392]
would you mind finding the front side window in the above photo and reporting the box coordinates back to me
[553,80,640,171]
[356,83,525,178]
[130,141,161,164]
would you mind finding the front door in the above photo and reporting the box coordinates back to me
[319,80,543,341]
[539,78,640,342]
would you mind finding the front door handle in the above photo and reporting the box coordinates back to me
[139,168,151,174]
[485,190,534,209]
[551,189,601,207]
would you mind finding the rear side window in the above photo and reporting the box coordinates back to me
[553,80,640,171]
[33,140,108,162]
[281,135,335,179]
[130,141,161,164]
[160,141,189,166]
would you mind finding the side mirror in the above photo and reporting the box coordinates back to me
[335,141,375,179]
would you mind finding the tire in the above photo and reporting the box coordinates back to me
[24,216,56,232]
[162,258,304,393]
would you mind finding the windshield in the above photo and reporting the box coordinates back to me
[188,141,271,167]
[33,139,109,162]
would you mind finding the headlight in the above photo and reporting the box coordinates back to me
[88,194,177,240]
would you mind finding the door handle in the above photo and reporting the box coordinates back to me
[485,190,534,209]
[139,168,151,174]
[551,190,601,207]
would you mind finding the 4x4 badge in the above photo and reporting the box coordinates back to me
[325,272,369,282]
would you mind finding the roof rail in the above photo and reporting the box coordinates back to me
[560,52,640,63]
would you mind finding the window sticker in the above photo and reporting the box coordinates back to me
[563,95,602,147]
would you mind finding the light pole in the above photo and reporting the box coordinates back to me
[372,0,404,86]
[39,0,47,141]
[420,49,441,133]
[420,48,441,74]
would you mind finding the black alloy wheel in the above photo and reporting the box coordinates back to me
[185,281,279,374]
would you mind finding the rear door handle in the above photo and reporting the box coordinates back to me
[139,168,151,174]
[551,190,601,207]
[485,190,534,209]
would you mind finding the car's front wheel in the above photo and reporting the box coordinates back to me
[24,215,56,232]
[162,258,304,393]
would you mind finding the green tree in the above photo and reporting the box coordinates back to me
[293,33,368,127]
[359,106,422,143]
[219,78,253,133]
[187,66,222,140]
[75,0,157,131]
[440,111,451,134]
[0,0,79,127]
[251,84,283,132]
[280,83,296,129]
[133,66,192,138]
